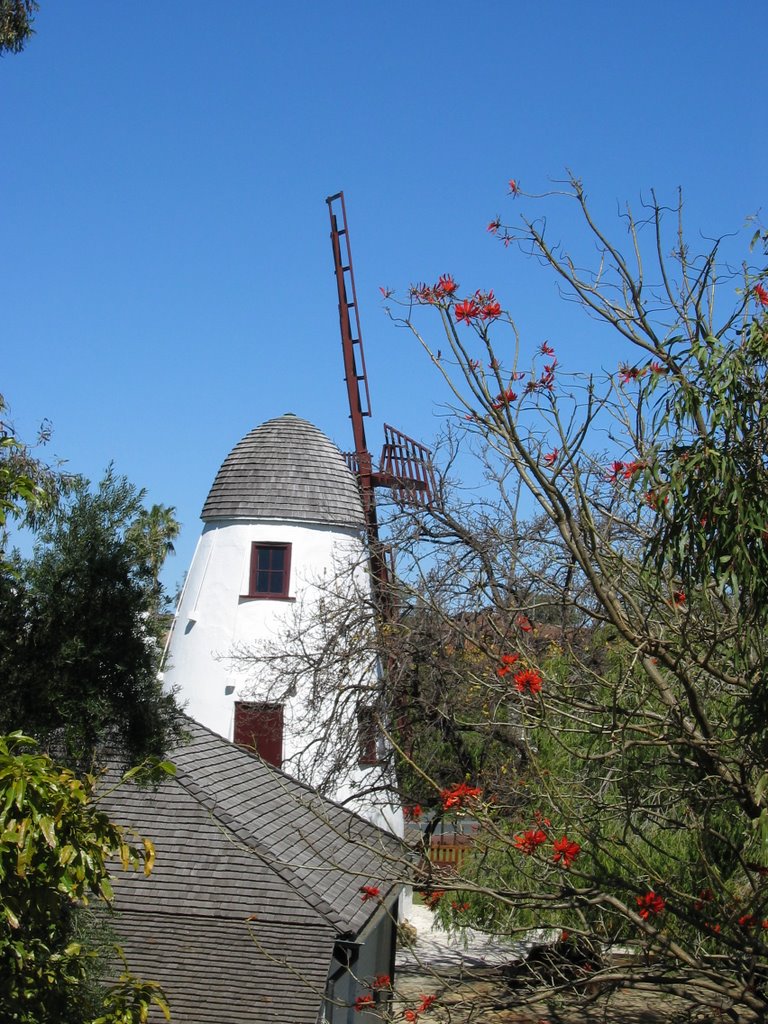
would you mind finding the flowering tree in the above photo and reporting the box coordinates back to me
[234,182,768,1019]
[378,179,768,1020]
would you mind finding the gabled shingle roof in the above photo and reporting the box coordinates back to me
[201,414,364,528]
[103,718,403,1023]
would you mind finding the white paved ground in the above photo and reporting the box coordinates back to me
[397,904,537,973]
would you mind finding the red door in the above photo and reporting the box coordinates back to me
[234,702,284,767]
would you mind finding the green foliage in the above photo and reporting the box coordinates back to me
[0,469,184,769]
[0,0,38,55]
[0,394,68,559]
[642,314,768,618]
[0,732,169,1024]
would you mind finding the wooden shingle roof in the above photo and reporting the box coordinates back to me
[201,414,364,528]
[104,719,402,1023]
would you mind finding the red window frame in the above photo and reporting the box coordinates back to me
[233,702,284,767]
[357,705,383,766]
[246,542,292,599]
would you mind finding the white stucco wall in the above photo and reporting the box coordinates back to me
[163,518,362,735]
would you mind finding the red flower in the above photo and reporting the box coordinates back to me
[645,489,669,509]
[404,804,423,821]
[497,652,520,677]
[441,781,482,810]
[608,460,644,483]
[514,668,542,695]
[491,387,518,410]
[552,836,581,868]
[636,891,665,919]
[672,590,686,607]
[508,178,520,195]
[516,614,533,632]
[423,890,444,909]
[359,885,381,902]
[649,361,668,374]
[437,274,459,296]
[513,828,548,855]
[455,298,481,323]
[488,218,501,233]
[451,900,470,911]
[354,994,375,1011]
[738,914,757,930]
[618,364,645,385]
[754,283,768,307]
[540,341,555,355]
[481,300,502,320]
[693,887,714,911]
[404,1012,418,1022]
[410,282,436,304]
[380,286,393,298]
[373,974,391,989]
[417,995,437,1013]
[543,449,559,467]
[560,930,570,942]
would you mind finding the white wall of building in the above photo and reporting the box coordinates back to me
[164,517,364,738]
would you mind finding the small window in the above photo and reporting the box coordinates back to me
[357,705,384,766]
[247,543,291,599]
[234,702,284,767]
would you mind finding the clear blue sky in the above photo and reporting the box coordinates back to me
[2,1,765,591]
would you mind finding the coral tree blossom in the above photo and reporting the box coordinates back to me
[491,388,517,410]
[354,994,375,1011]
[514,828,548,855]
[513,668,542,695]
[636,891,665,919]
[455,298,481,323]
[359,885,381,902]
[423,890,444,909]
[552,836,581,868]
[543,449,559,467]
[497,653,520,677]
[437,274,458,296]
[441,782,482,810]
[754,283,768,307]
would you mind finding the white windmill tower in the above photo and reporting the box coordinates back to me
[162,194,434,831]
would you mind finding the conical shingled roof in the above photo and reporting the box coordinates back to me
[201,414,364,528]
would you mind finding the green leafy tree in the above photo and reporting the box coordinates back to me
[0,732,170,1024]
[0,469,183,769]
[125,502,181,613]
[0,0,38,55]
[0,394,68,558]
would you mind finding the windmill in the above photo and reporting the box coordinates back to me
[326,191,436,610]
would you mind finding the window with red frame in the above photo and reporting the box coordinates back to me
[247,543,291,598]
[357,705,384,766]
[234,702,284,767]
